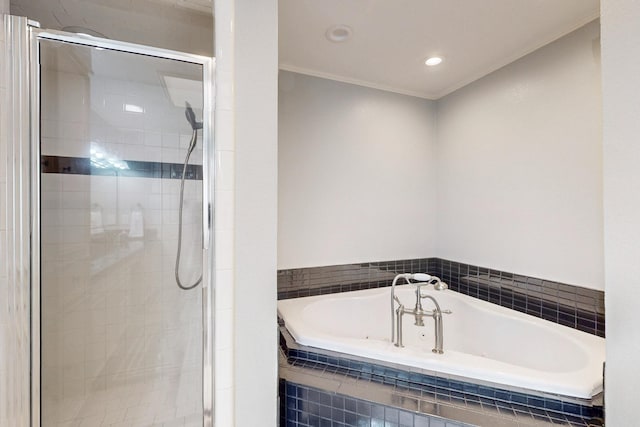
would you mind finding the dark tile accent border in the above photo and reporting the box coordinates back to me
[277,259,439,300]
[41,155,203,180]
[438,259,605,338]
[277,258,605,337]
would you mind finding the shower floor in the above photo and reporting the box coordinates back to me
[43,370,202,427]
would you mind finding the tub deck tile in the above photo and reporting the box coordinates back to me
[279,330,603,427]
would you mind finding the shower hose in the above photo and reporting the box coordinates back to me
[175,127,203,290]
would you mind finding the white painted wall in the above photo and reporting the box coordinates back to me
[278,22,602,289]
[278,71,438,269]
[436,20,603,289]
[232,0,279,426]
[601,0,640,422]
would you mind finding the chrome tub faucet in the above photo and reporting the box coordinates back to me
[390,274,451,354]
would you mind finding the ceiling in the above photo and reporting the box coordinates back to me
[279,0,600,99]
[11,0,600,99]
[10,0,213,55]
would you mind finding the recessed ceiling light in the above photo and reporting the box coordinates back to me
[326,25,353,43]
[425,56,443,66]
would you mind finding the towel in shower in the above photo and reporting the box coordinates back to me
[128,210,144,238]
[90,209,104,235]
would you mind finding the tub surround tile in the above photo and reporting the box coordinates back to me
[279,330,603,427]
[280,359,595,427]
[279,327,602,419]
[277,258,605,425]
[280,379,473,427]
[438,259,605,338]
[277,258,605,338]
[278,259,438,300]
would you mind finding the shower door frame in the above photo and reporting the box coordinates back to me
[28,23,215,427]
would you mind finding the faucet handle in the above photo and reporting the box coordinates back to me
[411,273,432,282]
[424,309,453,316]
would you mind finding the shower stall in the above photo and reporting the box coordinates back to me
[1,15,214,427]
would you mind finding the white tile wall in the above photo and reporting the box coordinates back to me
[40,41,204,166]
[213,0,236,423]
[41,163,205,427]
[39,40,206,427]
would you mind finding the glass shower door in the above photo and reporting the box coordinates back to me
[37,37,209,426]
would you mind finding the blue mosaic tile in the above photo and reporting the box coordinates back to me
[280,381,486,427]
[281,334,602,424]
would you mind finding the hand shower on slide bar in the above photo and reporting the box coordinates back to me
[175,102,203,290]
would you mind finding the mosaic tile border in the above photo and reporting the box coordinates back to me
[277,258,605,337]
[279,326,603,425]
[280,380,473,427]
[41,155,203,180]
[279,348,602,427]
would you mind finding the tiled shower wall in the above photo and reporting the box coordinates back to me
[278,258,605,337]
[38,45,204,426]
[40,174,204,425]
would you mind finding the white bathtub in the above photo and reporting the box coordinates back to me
[277,285,605,400]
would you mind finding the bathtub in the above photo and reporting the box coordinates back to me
[277,285,605,400]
